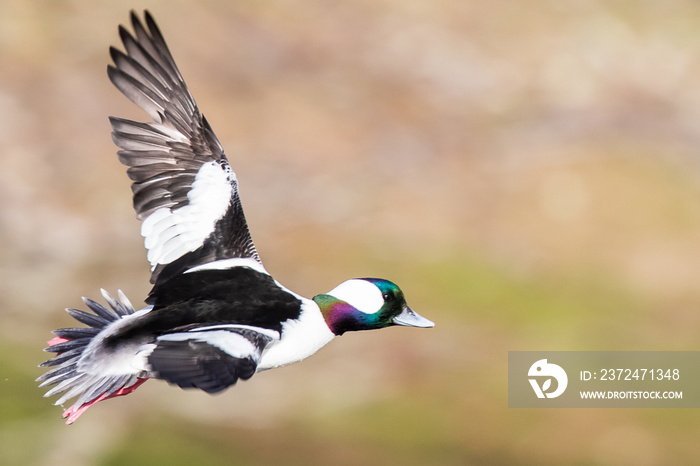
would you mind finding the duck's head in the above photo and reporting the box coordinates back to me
[313,278,434,336]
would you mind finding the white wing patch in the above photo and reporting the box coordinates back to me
[184,324,280,341]
[156,330,266,359]
[184,258,268,275]
[141,161,234,269]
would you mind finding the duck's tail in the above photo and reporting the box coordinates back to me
[37,290,150,425]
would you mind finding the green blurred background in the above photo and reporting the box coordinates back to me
[3,0,700,464]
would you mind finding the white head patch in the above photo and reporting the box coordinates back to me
[327,279,384,314]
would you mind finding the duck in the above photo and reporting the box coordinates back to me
[37,10,434,425]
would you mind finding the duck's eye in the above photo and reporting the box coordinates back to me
[382,291,394,301]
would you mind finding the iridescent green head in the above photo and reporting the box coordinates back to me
[313,278,434,336]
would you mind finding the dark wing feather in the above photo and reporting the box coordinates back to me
[108,10,260,285]
[148,327,276,393]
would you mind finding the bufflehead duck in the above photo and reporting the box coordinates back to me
[38,10,434,425]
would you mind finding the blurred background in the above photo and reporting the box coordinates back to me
[3,0,700,464]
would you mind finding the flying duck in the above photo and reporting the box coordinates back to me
[38,10,434,425]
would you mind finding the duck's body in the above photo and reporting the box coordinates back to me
[38,11,433,425]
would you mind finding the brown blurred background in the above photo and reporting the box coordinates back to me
[3,0,700,464]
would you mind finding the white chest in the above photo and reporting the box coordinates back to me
[257,299,335,371]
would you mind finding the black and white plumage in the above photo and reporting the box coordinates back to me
[39,10,434,425]
[107,11,259,285]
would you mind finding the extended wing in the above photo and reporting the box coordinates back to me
[108,10,260,286]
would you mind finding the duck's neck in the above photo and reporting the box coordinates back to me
[313,294,375,336]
